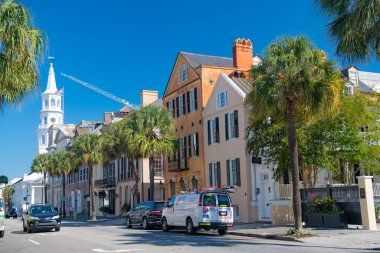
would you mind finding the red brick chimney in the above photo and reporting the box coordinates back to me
[232,38,253,71]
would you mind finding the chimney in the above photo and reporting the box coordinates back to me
[140,90,159,107]
[103,112,113,124]
[232,38,253,71]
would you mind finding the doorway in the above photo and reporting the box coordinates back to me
[258,173,271,221]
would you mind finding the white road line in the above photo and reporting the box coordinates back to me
[92,249,143,252]
[28,239,40,245]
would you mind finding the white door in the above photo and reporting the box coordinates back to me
[258,173,271,221]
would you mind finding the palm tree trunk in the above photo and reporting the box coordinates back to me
[44,172,47,204]
[286,100,303,230]
[62,173,66,218]
[89,164,96,221]
[149,156,155,201]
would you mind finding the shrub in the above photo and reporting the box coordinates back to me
[122,203,131,214]
[307,196,343,214]
[375,205,380,219]
[99,206,111,214]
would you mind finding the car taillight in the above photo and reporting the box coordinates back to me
[150,210,162,215]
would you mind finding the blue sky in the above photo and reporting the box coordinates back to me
[1,0,379,181]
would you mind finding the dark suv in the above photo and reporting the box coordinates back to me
[126,201,164,230]
[22,204,61,233]
[6,208,17,219]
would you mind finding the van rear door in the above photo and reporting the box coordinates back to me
[216,194,233,225]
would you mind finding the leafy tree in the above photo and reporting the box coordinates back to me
[72,133,103,221]
[5,185,14,208]
[126,105,176,201]
[52,151,80,218]
[247,36,340,230]
[31,153,53,204]
[0,0,45,110]
[0,175,8,184]
[315,0,380,63]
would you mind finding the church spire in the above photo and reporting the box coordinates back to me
[44,63,57,93]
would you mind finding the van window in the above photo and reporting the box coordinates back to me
[203,194,216,206]
[217,194,231,207]
[0,198,3,208]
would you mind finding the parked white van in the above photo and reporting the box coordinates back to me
[162,188,234,235]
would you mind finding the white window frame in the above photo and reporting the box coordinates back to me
[210,118,217,144]
[178,95,184,117]
[217,90,228,110]
[210,162,218,187]
[180,65,188,83]
[228,160,238,186]
[226,111,238,140]
[188,89,196,113]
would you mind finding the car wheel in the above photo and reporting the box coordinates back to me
[186,218,196,235]
[217,228,227,236]
[27,224,32,234]
[126,217,132,228]
[23,221,27,232]
[55,226,60,232]
[162,218,170,232]
[14,215,17,219]
[142,217,149,230]
[0,231,4,238]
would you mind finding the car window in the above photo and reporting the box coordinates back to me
[134,203,142,210]
[154,202,164,210]
[203,194,216,207]
[145,202,155,210]
[217,194,231,207]
[30,206,55,215]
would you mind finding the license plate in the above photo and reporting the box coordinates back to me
[219,211,227,216]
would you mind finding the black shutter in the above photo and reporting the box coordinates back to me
[176,97,179,117]
[195,133,199,156]
[166,102,169,110]
[216,162,221,186]
[194,88,198,110]
[226,160,230,186]
[177,140,181,170]
[183,137,187,168]
[182,93,186,115]
[225,113,229,141]
[209,163,213,186]
[234,110,239,138]
[215,117,220,143]
[188,135,192,157]
[187,91,191,113]
[236,158,241,186]
[207,120,211,145]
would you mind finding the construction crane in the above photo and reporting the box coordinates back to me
[61,73,138,109]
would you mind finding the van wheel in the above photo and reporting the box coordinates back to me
[126,217,132,228]
[218,228,227,236]
[162,218,170,232]
[186,218,196,235]
[0,231,4,238]
[142,217,149,230]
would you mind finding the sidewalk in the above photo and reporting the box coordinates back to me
[229,223,380,250]
[62,215,125,224]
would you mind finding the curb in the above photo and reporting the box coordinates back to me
[228,231,302,242]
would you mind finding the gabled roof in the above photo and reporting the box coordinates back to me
[181,52,234,69]
[231,78,252,95]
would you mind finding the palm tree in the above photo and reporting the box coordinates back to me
[32,153,53,204]
[126,105,176,201]
[248,36,340,230]
[53,151,79,218]
[0,0,45,110]
[72,133,103,221]
[315,0,380,62]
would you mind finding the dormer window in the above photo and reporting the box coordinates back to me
[347,86,354,95]
[180,65,188,83]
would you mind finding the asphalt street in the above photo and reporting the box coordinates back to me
[0,218,374,253]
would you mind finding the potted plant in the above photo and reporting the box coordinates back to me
[305,195,347,228]
[121,203,131,215]
[375,205,380,221]
[99,206,111,216]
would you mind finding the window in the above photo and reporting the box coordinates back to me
[57,99,61,109]
[188,133,199,157]
[153,155,163,177]
[67,173,74,185]
[347,86,354,95]
[44,99,49,108]
[207,117,220,145]
[180,65,188,82]
[178,137,187,170]
[226,158,241,186]
[176,94,186,117]
[51,98,56,108]
[78,167,88,182]
[349,70,358,85]
[166,99,175,118]
[209,162,221,186]
[44,117,47,125]
[225,110,239,140]
[41,135,46,145]
[118,157,126,182]
[186,88,198,113]
[217,91,228,109]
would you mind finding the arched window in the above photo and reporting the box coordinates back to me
[44,99,49,108]
[57,99,61,109]
[41,135,46,145]
[51,98,55,108]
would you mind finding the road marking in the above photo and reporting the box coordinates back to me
[28,239,40,245]
[92,249,143,252]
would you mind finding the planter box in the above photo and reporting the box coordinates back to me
[305,213,347,228]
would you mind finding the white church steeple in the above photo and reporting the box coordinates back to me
[37,62,64,155]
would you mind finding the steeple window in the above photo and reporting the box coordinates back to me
[57,99,61,109]
[44,99,49,109]
[51,98,56,108]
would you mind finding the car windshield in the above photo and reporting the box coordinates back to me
[217,194,231,207]
[154,202,164,210]
[203,194,216,206]
[30,206,55,215]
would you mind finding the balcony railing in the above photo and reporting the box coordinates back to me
[95,177,116,188]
